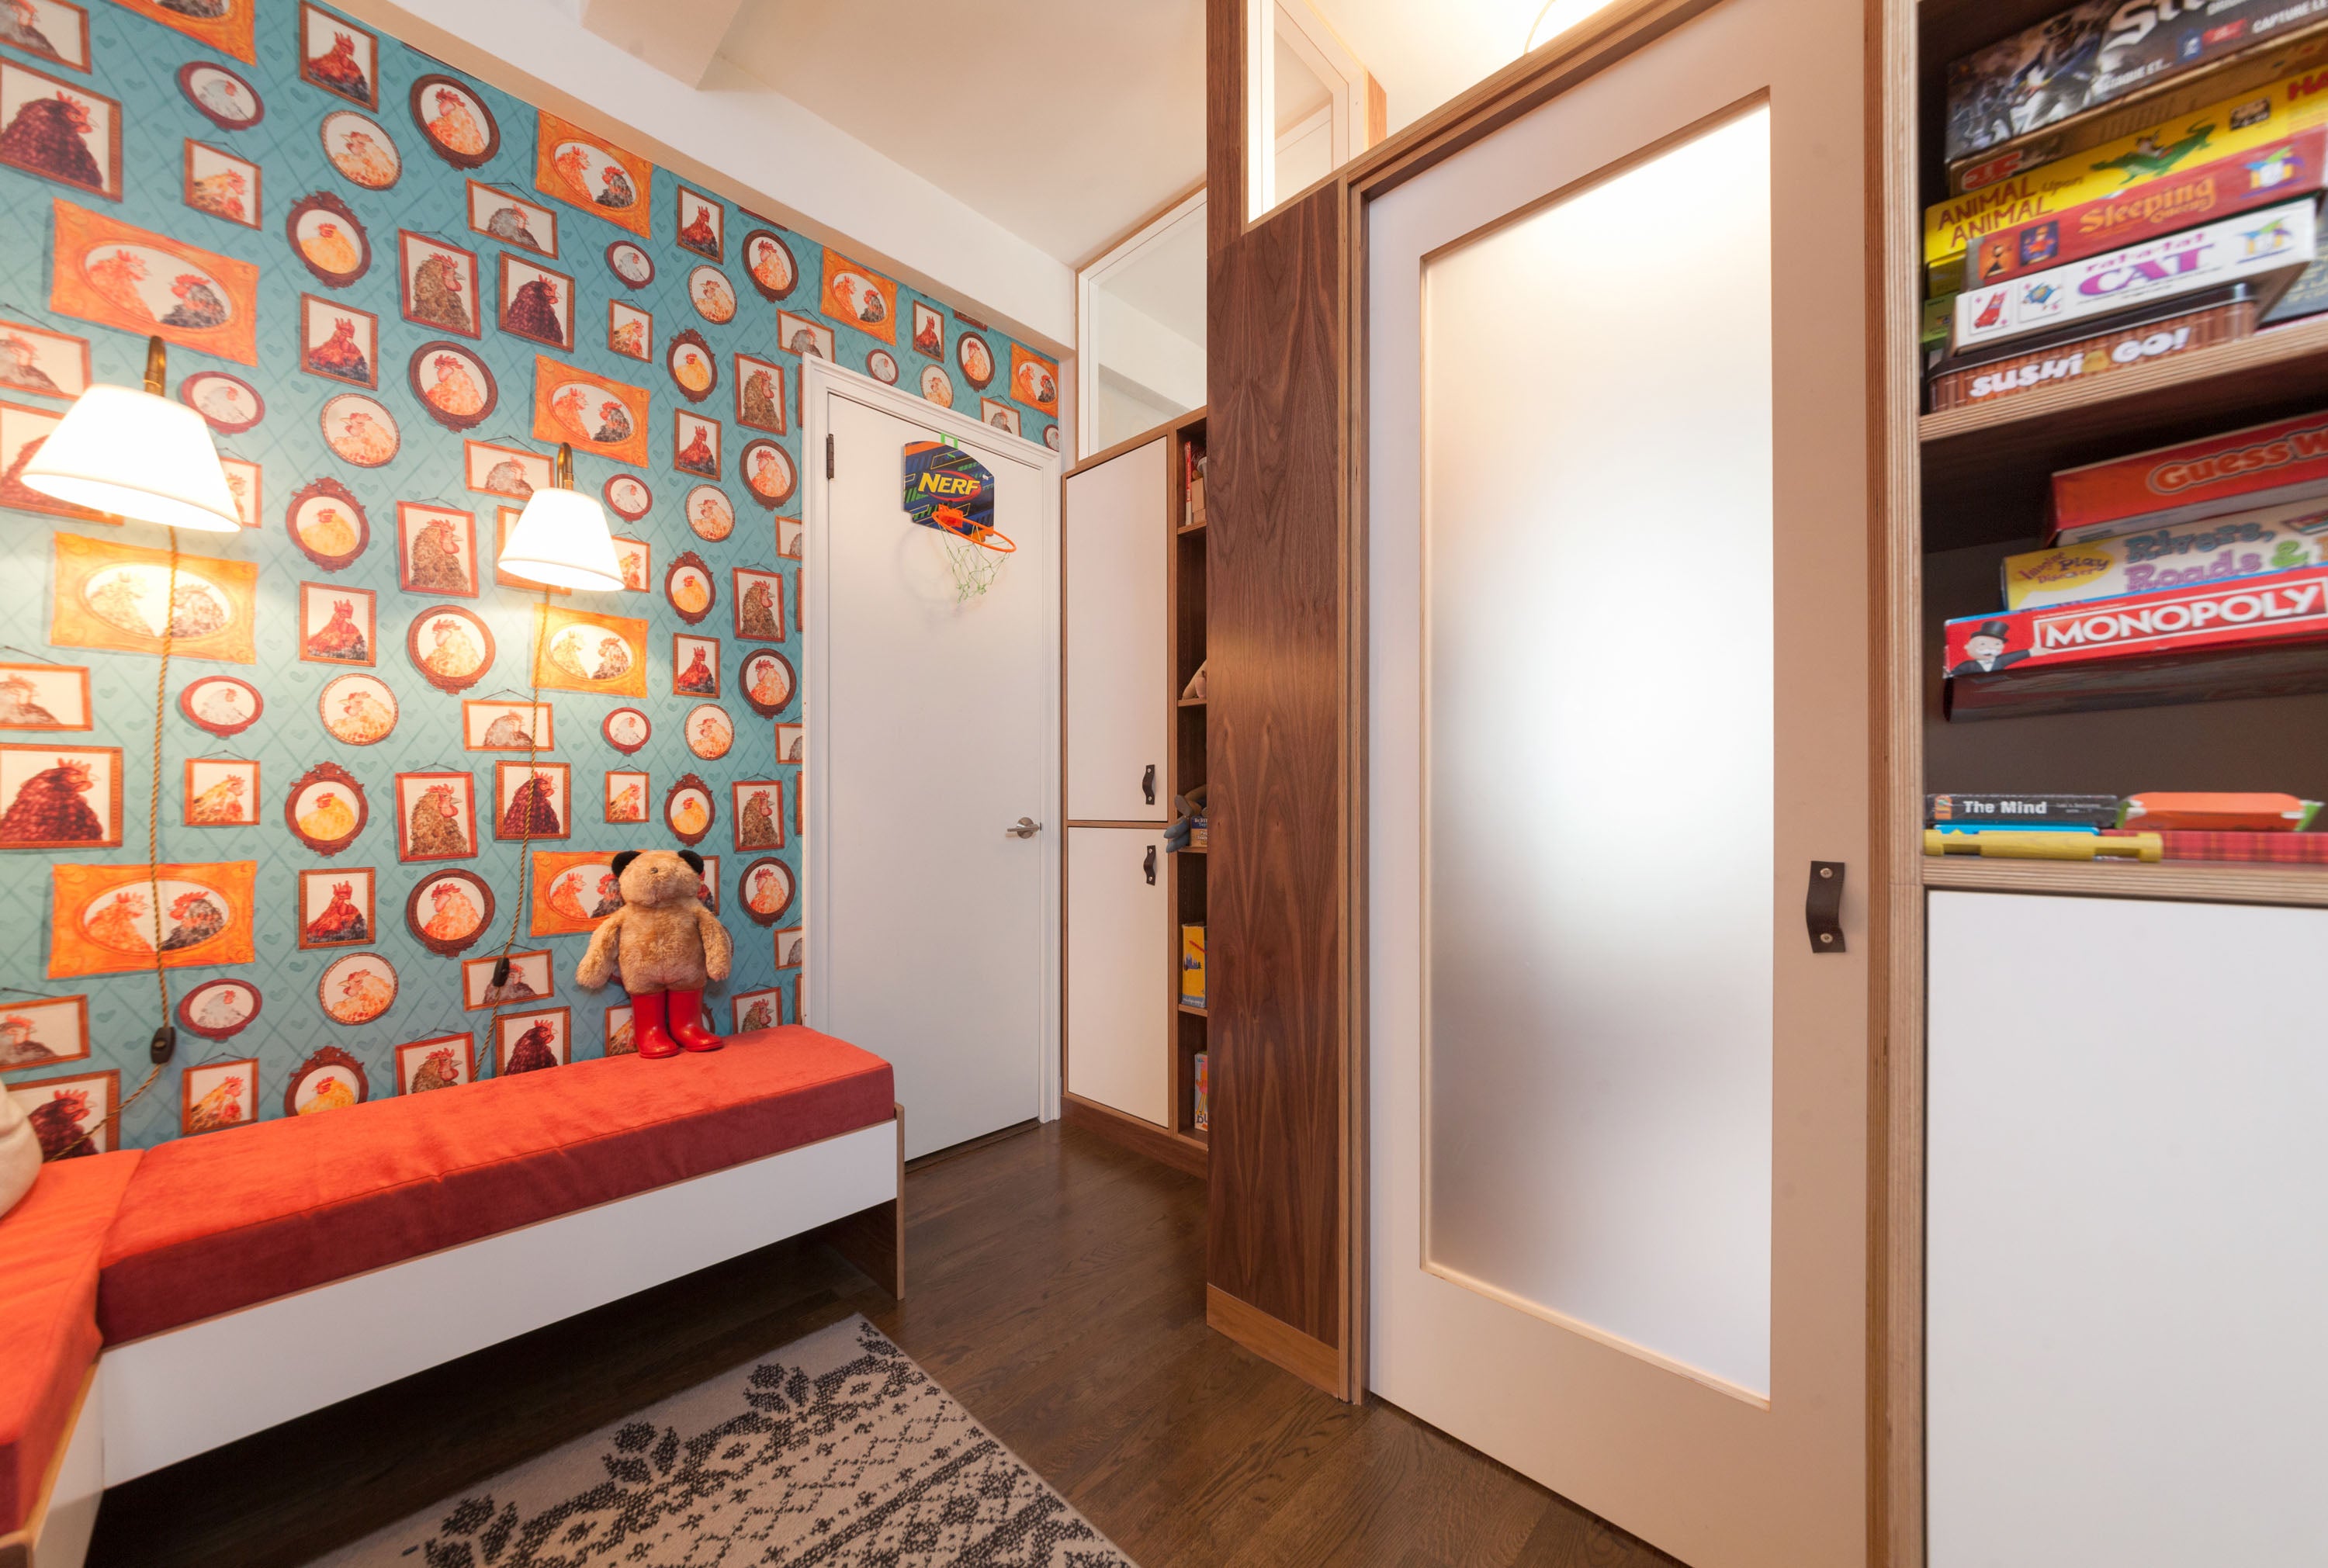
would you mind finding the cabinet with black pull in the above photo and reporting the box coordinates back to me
[1057,407,1209,1179]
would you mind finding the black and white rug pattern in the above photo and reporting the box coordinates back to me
[316,1314,1136,1567]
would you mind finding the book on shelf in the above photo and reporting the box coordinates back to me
[1180,925,1205,1009]
[1193,1051,1208,1133]
[1942,3,2328,182]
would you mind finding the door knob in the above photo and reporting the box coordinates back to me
[1005,817,1041,839]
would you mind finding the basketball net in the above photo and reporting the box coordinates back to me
[942,533,1010,602]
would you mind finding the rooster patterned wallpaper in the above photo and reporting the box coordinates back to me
[0,0,1062,1156]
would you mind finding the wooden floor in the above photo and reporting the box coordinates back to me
[90,1119,1681,1568]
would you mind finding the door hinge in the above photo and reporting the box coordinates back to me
[825,434,834,479]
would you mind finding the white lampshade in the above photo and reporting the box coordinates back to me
[20,383,241,533]
[499,483,623,591]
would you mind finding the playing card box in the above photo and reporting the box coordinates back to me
[1951,196,2313,355]
[2050,407,2328,542]
[1944,1,2328,171]
[1929,295,2254,412]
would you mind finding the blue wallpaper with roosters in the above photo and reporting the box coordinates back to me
[0,0,1062,1154]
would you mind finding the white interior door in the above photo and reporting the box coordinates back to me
[1065,825,1169,1126]
[804,361,1060,1159]
[1367,3,1870,1565]
[1063,438,1169,822]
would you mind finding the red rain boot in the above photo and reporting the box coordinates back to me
[667,987,724,1053]
[632,989,679,1059]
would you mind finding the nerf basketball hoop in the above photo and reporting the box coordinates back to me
[902,439,1012,601]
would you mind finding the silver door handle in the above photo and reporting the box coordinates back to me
[1005,817,1041,839]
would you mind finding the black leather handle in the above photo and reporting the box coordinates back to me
[1144,846,1157,886]
[1807,861,1845,954]
[1142,763,1157,806]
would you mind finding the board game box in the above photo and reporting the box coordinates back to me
[1925,57,2328,283]
[2120,791,2320,829]
[1929,294,2254,412]
[2001,497,2328,607]
[1964,129,2327,289]
[2050,407,2328,541]
[1944,563,2328,683]
[1951,196,2313,355]
[1944,1,2328,170]
[1927,792,2123,826]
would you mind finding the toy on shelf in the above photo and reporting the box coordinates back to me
[2118,791,2322,830]
[1924,829,2163,860]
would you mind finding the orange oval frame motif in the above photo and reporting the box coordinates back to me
[284,760,368,856]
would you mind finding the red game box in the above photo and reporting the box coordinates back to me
[1967,130,2328,289]
[2049,408,2328,543]
[1944,562,2328,677]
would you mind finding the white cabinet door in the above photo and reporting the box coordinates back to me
[1065,826,1169,1127]
[1064,438,1168,822]
[1928,891,2328,1568]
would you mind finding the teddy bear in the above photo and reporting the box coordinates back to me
[574,848,735,1058]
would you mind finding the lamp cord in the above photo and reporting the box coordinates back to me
[57,528,176,1159]
[480,583,551,1072]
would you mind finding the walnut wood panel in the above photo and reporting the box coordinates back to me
[1207,1283,1340,1395]
[1204,178,1353,1376]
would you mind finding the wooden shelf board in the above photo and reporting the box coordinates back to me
[1178,1002,1208,1017]
[1176,1127,1210,1149]
[1179,520,1208,534]
[1923,855,2328,908]
[1920,316,2328,550]
[1177,844,1207,855]
[1178,697,1207,707]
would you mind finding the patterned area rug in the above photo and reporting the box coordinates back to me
[313,1314,1137,1567]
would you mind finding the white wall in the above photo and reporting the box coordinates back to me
[362,0,1075,350]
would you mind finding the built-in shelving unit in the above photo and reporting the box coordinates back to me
[1169,412,1211,1155]
[1914,0,2328,903]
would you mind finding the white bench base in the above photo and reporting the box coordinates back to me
[4,1110,901,1568]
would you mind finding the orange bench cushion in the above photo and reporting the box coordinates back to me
[0,1151,142,1535]
[99,1029,893,1345]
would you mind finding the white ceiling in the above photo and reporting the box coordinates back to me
[716,0,1207,265]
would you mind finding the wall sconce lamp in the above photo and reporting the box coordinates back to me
[497,442,622,592]
[21,336,241,532]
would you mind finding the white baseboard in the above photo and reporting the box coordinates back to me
[99,1116,899,1487]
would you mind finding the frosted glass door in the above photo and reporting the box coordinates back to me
[1367,0,1874,1562]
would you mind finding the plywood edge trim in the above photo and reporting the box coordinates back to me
[1922,857,2328,907]
[1063,1092,1206,1179]
[1207,1284,1342,1396]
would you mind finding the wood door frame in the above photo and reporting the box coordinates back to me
[799,353,1066,1125]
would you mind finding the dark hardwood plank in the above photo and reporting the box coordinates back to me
[89,1121,1678,1568]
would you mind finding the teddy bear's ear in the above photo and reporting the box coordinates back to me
[610,850,640,880]
[677,849,704,874]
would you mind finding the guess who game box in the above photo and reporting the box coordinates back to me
[1945,564,2328,684]
[2051,407,2328,541]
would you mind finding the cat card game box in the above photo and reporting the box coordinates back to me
[1945,562,2328,683]
[2050,407,2328,542]
[1944,0,2328,169]
[1951,196,2315,355]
